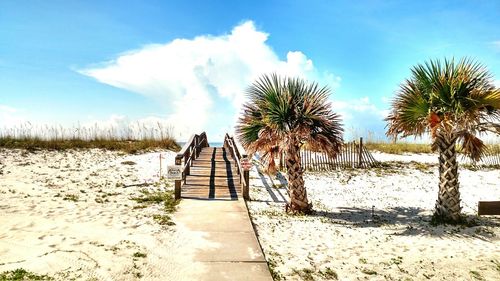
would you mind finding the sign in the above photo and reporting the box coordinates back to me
[241,157,252,171]
[167,165,182,180]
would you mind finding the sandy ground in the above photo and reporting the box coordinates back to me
[0,148,208,280]
[247,153,500,281]
[1,148,499,280]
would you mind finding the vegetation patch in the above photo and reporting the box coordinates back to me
[361,268,377,275]
[319,267,338,280]
[0,268,53,280]
[469,270,485,280]
[62,194,79,202]
[292,268,315,281]
[0,137,179,154]
[132,252,147,258]
[131,188,179,226]
[365,142,431,154]
[152,214,175,226]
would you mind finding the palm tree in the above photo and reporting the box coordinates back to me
[236,73,343,213]
[386,58,500,223]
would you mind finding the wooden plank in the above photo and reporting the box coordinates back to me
[339,144,345,169]
[478,201,500,215]
[352,142,356,168]
[358,143,364,168]
[307,150,311,171]
[323,153,328,170]
[348,142,352,168]
[345,142,349,168]
[332,153,338,169]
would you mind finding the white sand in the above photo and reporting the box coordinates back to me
[248,153,500,280]
[0,149,204,280]
[1,149,499,280]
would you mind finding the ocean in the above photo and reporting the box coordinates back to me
[177,142,224,148]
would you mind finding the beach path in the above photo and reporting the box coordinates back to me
[173,199,272,280]
[181,147,242,199]
[172,146,272,280]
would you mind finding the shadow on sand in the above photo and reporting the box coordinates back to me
[311,206,500,239]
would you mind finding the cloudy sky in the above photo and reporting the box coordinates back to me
[1,0,500,141]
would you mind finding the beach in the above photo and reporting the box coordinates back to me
[0,149,196,280]
[1,148,499,280]
[248,152,500,280]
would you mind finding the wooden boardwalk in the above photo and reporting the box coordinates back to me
[171,133,272,280]
[174,132,249,200]
[182,147,241,199]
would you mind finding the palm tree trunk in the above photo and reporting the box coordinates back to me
[434,133,461,222]
[285,139,311,213]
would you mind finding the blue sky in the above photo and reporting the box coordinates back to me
[1,0,499,141]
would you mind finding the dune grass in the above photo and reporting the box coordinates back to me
[365,142,500,155]
[0,137,179,153]
[0,122,179,153]
[364,142,432,154]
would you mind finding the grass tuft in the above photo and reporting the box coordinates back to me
[360,268,377,275]
[132,252,147,258]
[0,268,53,280]
[292,268,315,281]
[131,188,179,225]
[319,267,338,280]
[62,194,79,202]
[152,214,175,226]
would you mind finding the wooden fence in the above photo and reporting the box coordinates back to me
[299,137,378,171]
[461,146,500,167]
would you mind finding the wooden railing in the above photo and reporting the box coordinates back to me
[174,132,209,199]
[224,133,249,200]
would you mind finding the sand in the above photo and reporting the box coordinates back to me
[247,152,500,280]
[1,149,499,280]
[0,148,205,280]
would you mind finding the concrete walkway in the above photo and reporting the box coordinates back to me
[173,199,273,281]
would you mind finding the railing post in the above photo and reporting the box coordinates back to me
[174,156,182,199]
[194,136,198,159]
[242,153,249,200]
[358,137,363,168]
[184,148,190,175]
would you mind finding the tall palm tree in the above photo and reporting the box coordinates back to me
[237,73,343,213]
[386,58,500,223]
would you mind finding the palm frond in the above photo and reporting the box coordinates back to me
[236,73,344,164]
[386,57,500,160]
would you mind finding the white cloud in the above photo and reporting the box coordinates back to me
[331,97,389,140]
[0,104,26,128]
[332,97,387,119]
[80,21,340,140]
[494,79,500,88]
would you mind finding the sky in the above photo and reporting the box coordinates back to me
[1,0,500,142]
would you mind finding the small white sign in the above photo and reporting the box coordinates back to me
[167,165,183,180]
[241,157,252,171]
